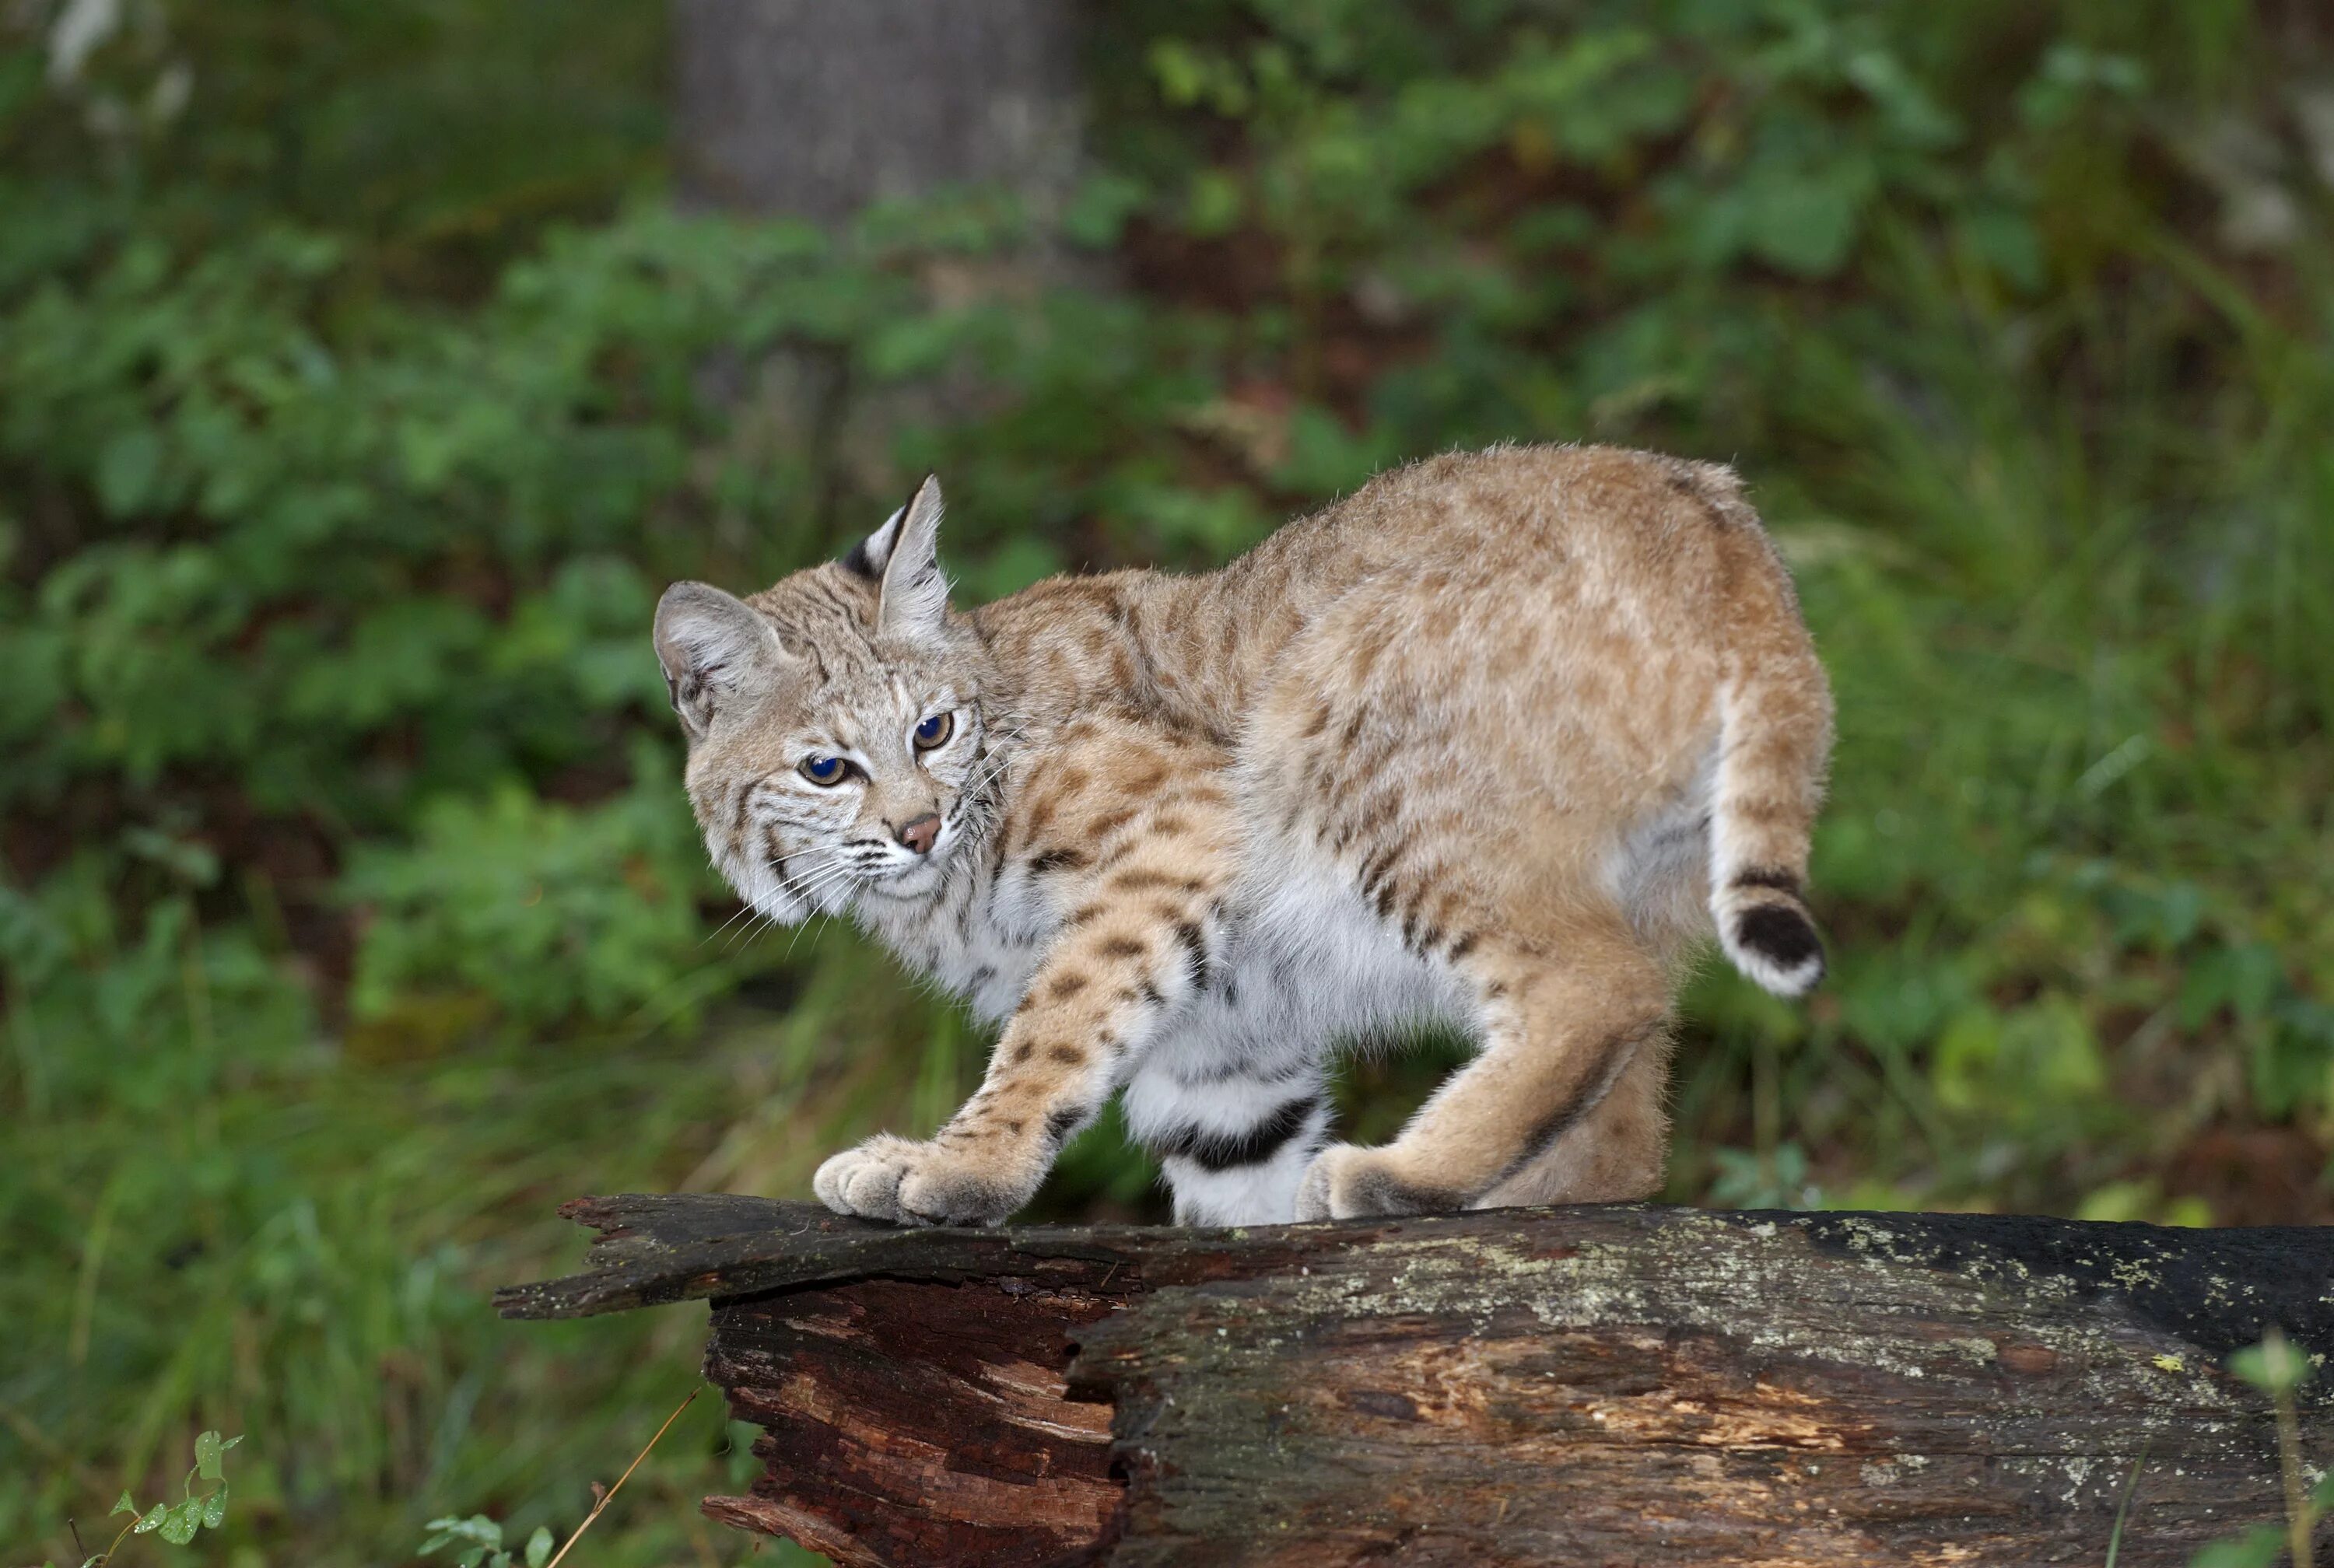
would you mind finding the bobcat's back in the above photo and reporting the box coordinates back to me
[983,443,1833,994]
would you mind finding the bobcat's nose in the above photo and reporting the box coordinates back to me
[894,813,942,856]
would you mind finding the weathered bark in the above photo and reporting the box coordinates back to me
[498,1195,2334,1566]
[671,0,1085,222]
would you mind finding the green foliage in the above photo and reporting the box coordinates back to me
[5,0,2332,1563]
[71,1431,240,1562]
[342,748,711,1029]
[1707,1141,1820,1211]
[419,1514,554,1568]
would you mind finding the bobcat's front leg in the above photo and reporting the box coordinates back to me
[816,761,1235,1226]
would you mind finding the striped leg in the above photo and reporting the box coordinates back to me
[1123,1026,1330,1227]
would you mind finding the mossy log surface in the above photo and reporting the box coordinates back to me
[496,1195,2334,1566]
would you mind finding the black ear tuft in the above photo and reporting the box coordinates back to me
[841,499,911,581]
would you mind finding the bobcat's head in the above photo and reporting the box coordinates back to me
[652,478,1002,924]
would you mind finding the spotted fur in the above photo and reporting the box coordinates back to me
[654,449,1833,1227]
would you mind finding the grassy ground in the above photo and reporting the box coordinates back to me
[5,2,2332,1563]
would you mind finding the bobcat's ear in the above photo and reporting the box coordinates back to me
[840,504,907,580]
[653,581,787,742]
[874,475,949,643]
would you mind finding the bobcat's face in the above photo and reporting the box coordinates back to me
[653,478,1001,923]
[692,638,993,919]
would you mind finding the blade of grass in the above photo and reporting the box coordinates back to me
[542,1387,701,1568]
[2104,1439,2150,1568]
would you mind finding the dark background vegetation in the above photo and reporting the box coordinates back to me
[5,1,2331,1562]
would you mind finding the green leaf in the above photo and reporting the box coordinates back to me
[2229,1330,2311,1395]
[525,1527,555,1567]
[1958,208,2045,294]
[159,1496,204,1545]
[2241,1013,2334,1120]
[1063,172,1148,250]
[134,1501,170,1533]
[2189,1522,2287,1568]
[194,1429,225,1480]
[95,427,166,517]
[2186,943,2283,1026]
[112,1491,139,1517]
[421,1514,506,1554]
[1743,167,1864,278]
[202,1482,229,1528]
[1184,170,1243,237]
[1842,47,1959,147]
[420,1514,508,1564]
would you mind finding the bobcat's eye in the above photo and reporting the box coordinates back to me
[799,754,848,786]
[913,712,955,751]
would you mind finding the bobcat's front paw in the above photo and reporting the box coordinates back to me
[1295,1143,1468,1221]
[812,1133,1035,1227]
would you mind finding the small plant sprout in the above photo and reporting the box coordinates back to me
[2192,1328,2328,1568]
[416,1516,554,1568]
[2236,1328,2321,1568]
[72,1430,241,1566]
[416,1387,698,1568]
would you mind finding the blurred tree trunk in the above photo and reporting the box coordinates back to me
[671,0,1085,224]
[669,0,1090,544]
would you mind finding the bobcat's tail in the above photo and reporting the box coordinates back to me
[1708,562,1835,998]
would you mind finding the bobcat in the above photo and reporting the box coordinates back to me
[654,445,1832,1227]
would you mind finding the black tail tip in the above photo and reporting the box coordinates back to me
[1731,903,1827,994]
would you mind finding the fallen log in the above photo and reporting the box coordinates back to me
[496,1195,2333,1566]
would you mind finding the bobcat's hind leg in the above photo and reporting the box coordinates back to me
[1296,905,1670,1220]
[1473,1026,1673,1207]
